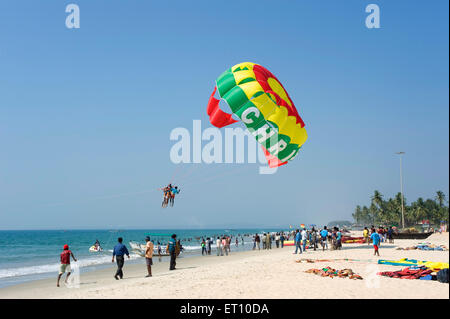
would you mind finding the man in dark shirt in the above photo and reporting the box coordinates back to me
[112,237,130,280]
[206,237,212,255]
[168,234,177,270]
[387,226,394,243]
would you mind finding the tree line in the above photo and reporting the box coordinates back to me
[352,190,449,227]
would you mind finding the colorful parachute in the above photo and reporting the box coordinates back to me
[207,62,307,167]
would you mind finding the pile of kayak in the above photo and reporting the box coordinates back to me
[342,236,365,244]
[305,267,363,280]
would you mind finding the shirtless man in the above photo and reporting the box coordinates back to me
[161,184,172,208]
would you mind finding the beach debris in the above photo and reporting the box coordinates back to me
[305,267,363,280]
[296,259,332,263]
[396,243,448,251]
[296,258,373,264]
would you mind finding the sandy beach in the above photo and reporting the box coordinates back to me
[0,232,448,299]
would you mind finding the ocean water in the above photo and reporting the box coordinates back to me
[0,228,283,288]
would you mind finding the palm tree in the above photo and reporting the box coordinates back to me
[385,199,399,226]
[369,203,378,225]
[436,191,447,208]
[353,205,362,224]
[408,198,428,227]
[361,206,371,225]
[355,191,449,229]
[371,190,384,224]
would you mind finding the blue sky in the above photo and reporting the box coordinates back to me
[0,0,448,229]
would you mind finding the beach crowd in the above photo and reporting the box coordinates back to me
[56,225,397,286]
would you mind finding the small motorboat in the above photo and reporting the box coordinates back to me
[89,245,103,252]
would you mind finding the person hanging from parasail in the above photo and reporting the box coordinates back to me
[169,186,180,207]
[160,184,172,208]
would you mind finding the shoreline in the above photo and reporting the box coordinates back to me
[0,229,260,289]
[0,232,448,299]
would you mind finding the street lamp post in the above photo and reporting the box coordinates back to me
[396,152,405,229]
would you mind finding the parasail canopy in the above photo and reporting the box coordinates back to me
[207,62,307,167]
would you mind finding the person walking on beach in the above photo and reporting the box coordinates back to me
[377,227,384,243]
[387,227,394,244]
[57,244,77,287]
[320,226,328,251]
[226,236,231,253]
[262,233,267,250]
[266,233,271,250]
[310,228,318,251]
[363,227,369,245]
[216,237,223,256]
[145,236,153,277]
[222,237,228,256]
[370,231,381,256]
[169,234,177,270]
[112,237,130,280]
[255,234,261,250]
[301,228,307,252]
[336,228,342,250]
[157,241,162,262]
[280,233,285,248]
[330,228,335,249]
[207,237,212,255]
[275,233,280,248]
[201,238,207,255]
[176,239,183,254]
[294,229,302,254]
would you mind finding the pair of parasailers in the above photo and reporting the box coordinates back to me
[161,183,181,208]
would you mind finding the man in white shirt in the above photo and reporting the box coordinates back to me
[216,237,223,256]
[301,228,307,252]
